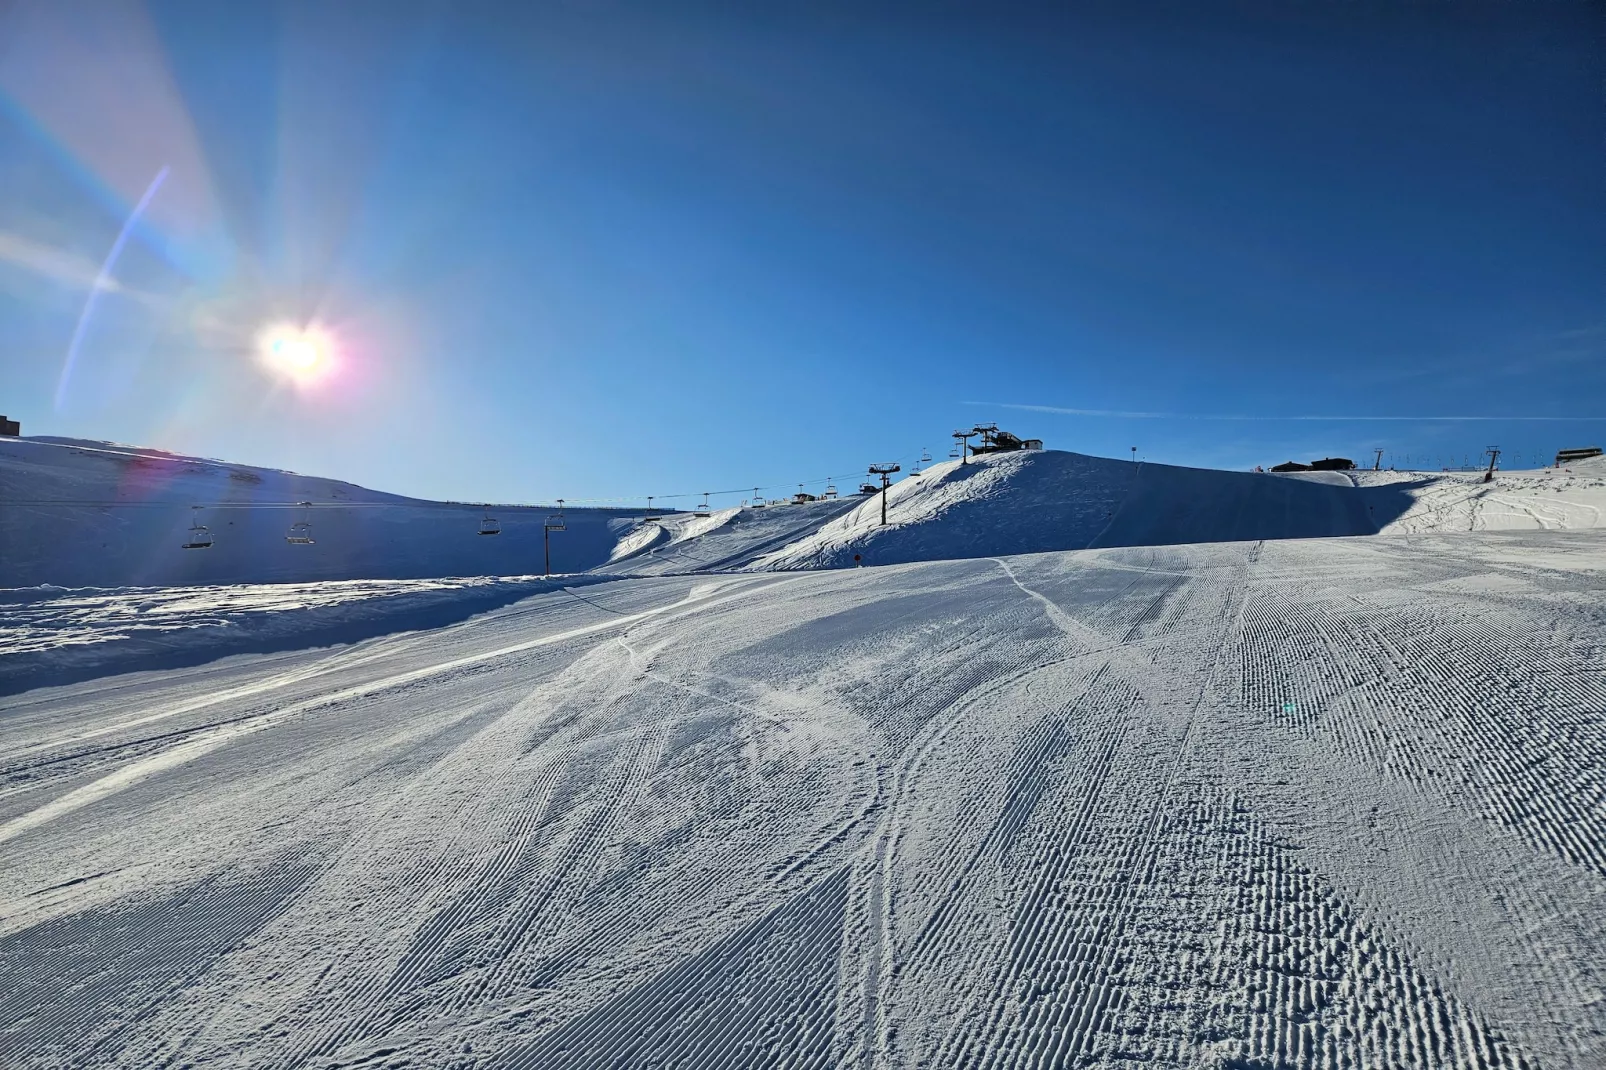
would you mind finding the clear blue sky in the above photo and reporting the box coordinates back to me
[2,1,1602,504]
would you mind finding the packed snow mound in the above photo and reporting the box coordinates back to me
[1,438,643,587]
[756,450,1414,570]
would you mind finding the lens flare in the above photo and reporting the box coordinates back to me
[257,323,335,385]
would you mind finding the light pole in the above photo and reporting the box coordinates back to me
[868,463,900,525]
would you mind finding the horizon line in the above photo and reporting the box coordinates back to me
[972,402,1606,422]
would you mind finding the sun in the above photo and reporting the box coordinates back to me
[258,323,335,385]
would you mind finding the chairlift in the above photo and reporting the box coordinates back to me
[824,483,838,499]
[749,487,765,509]
[693,492,711,518]
[477,506,501,536]
[920,448,932,463]
[181,506,214,550]
[285,501,315,545]
[544,514,566,532]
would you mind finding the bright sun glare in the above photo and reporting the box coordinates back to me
[258,324,334,385]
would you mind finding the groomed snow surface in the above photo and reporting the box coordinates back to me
[3,440,1606,1069]
[4,533,1606,1068]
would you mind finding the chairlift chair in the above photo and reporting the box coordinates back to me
[181,507,214,550]
[477,507,501,536]
[824,483,838,499]
[285,501,315,545]
[693,492,711,518]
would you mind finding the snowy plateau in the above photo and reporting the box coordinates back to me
[3,436,1606,1070]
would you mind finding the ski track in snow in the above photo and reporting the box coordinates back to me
[2,535,1604,1068]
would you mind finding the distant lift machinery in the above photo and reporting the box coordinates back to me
[478,506,501,536]
[181,506,214,550]
[543,510,566,576]
[285,501,315,545]
[867,464,901,526]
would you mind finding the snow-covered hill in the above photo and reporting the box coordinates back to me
[7,438,1604,589]
[0,438,642,587]
[1369,455,1606,532]
[631,451,1600,572]
[608,496,866,575]
[752,450,1409,570]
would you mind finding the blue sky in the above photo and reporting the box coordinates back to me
[1,1,1601,504]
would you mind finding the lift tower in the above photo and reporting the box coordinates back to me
[868,463,901,526]
[952,429,976,465]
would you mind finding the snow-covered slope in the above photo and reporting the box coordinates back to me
[0,574,616,695]
[756,450,1413,570]
[0,438,642,587]
[1372,454,1606,533]
[4,532,1603,1068]
[9,438,1603,589]
[607,496,865,575]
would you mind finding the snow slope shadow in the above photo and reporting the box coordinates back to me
[0,438,642,588]
[0,849,321,1067]
[497,869,849,1069]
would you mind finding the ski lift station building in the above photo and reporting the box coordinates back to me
[968,427,1043,455]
